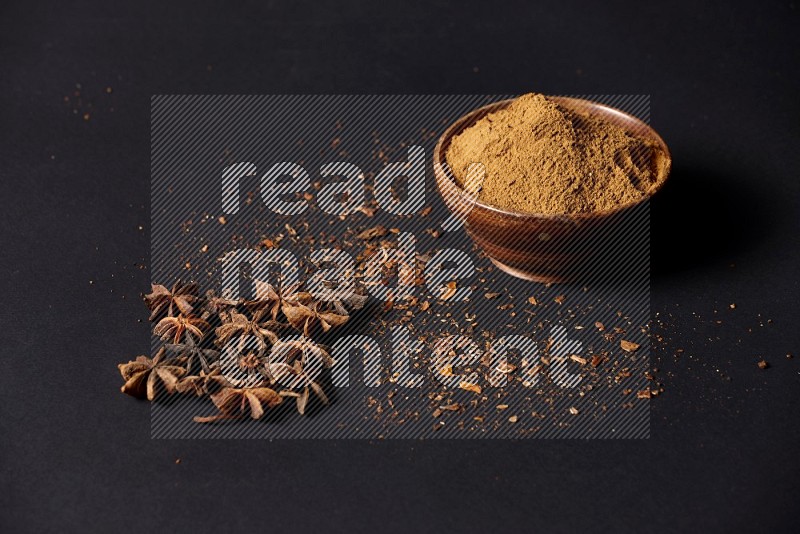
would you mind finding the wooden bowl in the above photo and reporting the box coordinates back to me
[433,96,672,283]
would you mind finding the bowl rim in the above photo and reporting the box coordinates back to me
[433,96,673,221]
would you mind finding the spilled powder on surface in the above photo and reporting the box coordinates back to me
[445,93,667,215]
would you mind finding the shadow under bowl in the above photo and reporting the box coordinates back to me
[433,96,672,284]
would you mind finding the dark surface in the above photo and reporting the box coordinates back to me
[1,1,798,532]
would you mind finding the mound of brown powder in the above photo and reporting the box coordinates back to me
[445,93,665,214]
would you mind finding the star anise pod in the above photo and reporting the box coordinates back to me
[318,281,369,316]
[193,386,285,423]
[153,314,210,344]
[215,311,280,351]
[333,290,368,315]
[118,347,187,401]
[269,338,334,415]
[176,366,231,396]
[199,289,238,322]
[143,281,198,321]
[243,280,310,321]
[164,333,220,373]
[219,346,272,388]
[282,300,349,337]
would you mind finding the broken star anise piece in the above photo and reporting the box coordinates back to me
[164,333,220,373]
[193,386,284,423]
[143,281,198,321]
[332,290,368,316]
[215,311,280,352]
[269,338,334,415]
[153,314,210,344]
[282,300,349,337]
[320,280,369,316]
[176,366,231,396]
[118,347,187,401]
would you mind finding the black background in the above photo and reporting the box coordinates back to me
[1,1,798,532]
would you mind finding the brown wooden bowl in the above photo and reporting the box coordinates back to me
[433,96,672,283]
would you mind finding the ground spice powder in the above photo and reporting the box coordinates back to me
[445,93,664,215]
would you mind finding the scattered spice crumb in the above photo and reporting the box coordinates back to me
[356,225,387,240]
[355,205,376,217]
[496,361,516,374]
[459,381,482,394]
[441,281,457,301]
[427,228,442,238]
[570,355,587,365]
[620,340,640,352]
